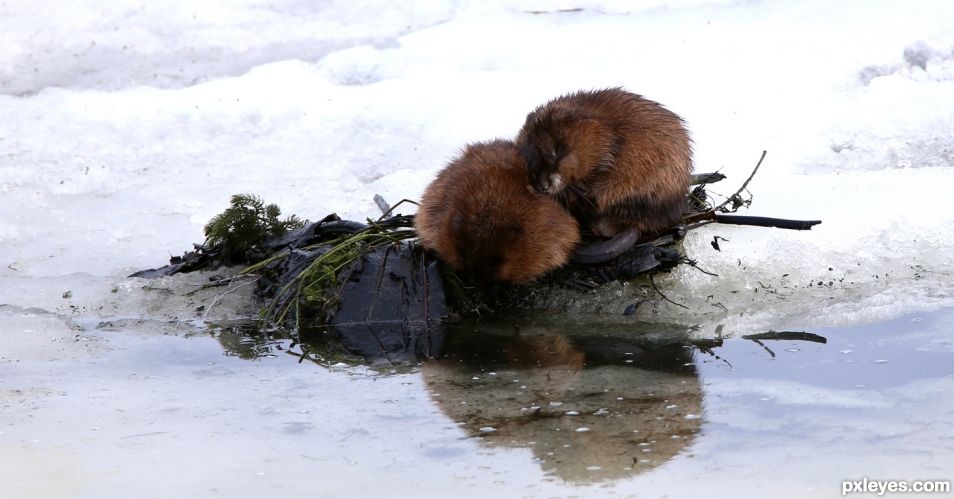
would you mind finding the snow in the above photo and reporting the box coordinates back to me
[2,0,954,496]
[0,0,459,94]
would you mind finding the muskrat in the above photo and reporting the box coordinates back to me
[515,88,692,263]
[415,139,581,283]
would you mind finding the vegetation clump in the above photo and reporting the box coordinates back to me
[243,212,418,328]
[203,194,306,265]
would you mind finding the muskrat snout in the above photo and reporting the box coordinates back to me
[531,180,550,194]
[528,171,550,194]
[540,173,563,194]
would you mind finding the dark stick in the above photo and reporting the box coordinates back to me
[690,172,727,185]
[714,214,822,230]
[685,213,821,231]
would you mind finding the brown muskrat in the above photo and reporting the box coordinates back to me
[516,88,692,263]
[415,139,581,282]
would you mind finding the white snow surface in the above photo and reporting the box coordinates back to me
[2,0,952,330]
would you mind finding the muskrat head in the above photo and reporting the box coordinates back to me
[415,139,581,284]
[521,133,567,195]
[451,216,526,283]
[519,107,587,195]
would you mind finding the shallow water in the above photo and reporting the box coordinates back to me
[3,305,952,498]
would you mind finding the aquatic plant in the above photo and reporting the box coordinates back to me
[203,194,306,264]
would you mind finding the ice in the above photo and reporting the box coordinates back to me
[2,0,952,333]
[0,306,106,361]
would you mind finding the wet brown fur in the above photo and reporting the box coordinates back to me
[415,139,581,283]
[516,88,693,237]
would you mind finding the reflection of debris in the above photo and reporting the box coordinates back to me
[743,331,827,343]
[695,344,733,368]
[749,338,775,358]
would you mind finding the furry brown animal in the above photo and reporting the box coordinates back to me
[516,88,692,250]
[415,139,580,282]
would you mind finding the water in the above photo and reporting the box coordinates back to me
[4,307,951,498]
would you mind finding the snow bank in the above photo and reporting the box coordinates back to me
[1,0,952,330]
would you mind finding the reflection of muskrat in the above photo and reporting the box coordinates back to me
[415,139,580,282]
[421,323,704,483]
[516,88,692,263]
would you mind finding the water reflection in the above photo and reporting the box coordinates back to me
[210,322,367,366]
[422,320,707,483]
[213,325,288,360]
[208,315,864,487]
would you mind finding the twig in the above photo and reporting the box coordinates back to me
[682,150,820,231]
[682,152,767,226]
[203,275,260,318]
[376,199,420,221]
[714,150,767,213]
[649,274,689,309]
[185,276,241,295]
[709,301,728,312]
[682,258,719,277]
[684,219,716,231]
